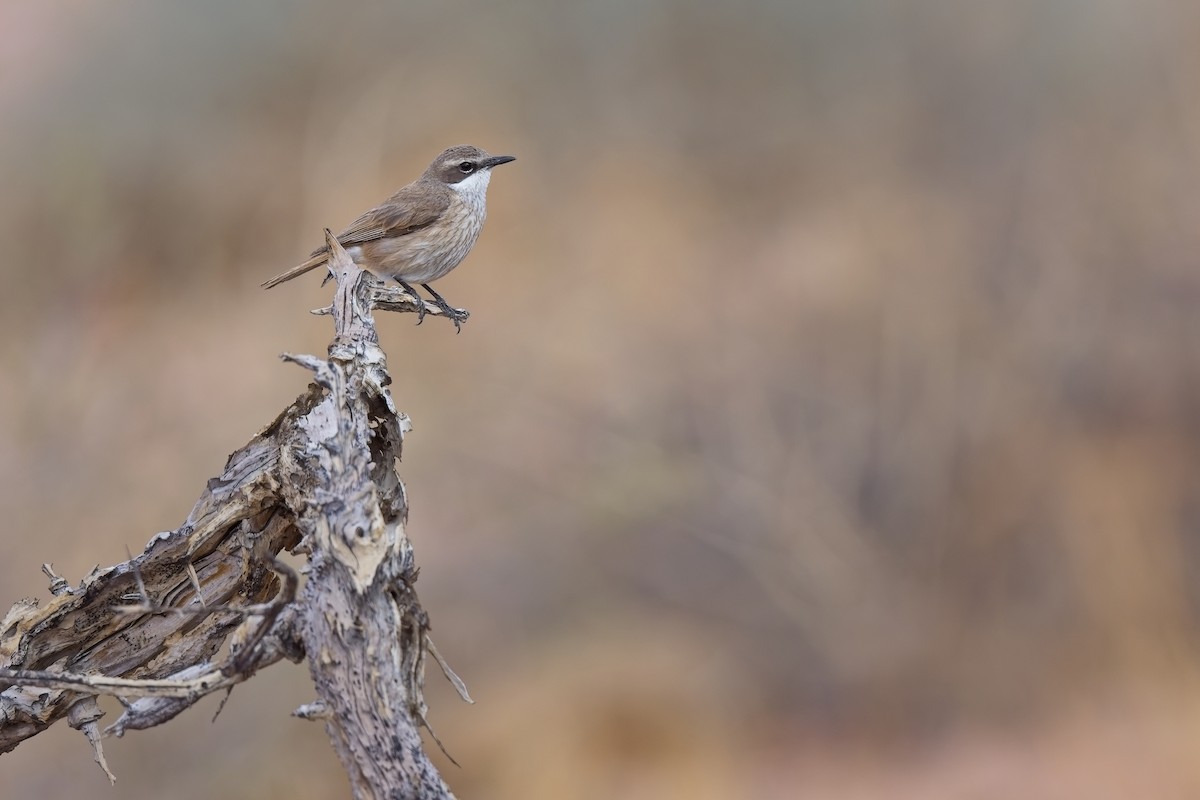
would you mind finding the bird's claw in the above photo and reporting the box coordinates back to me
[446,306,470,334]
[432,301,470,334]
[400,282,427,325]
[420,283,469,334]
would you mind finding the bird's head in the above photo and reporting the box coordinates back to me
[426,145,516,189]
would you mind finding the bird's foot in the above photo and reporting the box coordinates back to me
[399,282,427,325]
[439,303,470,334]
[422,284,470,334]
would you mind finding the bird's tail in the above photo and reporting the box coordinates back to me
[260,252,329,289]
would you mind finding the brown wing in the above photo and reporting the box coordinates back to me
[331,184,450,248]
[261,182,451,289]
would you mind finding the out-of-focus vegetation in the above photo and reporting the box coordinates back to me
[3,1,1200,797]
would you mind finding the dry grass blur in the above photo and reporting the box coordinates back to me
[3,0,1200,797]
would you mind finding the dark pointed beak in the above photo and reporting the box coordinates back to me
[482,155,516,169]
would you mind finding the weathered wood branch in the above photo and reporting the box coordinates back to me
[0,233,463,799]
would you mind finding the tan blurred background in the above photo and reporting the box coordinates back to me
[3,0,1200,797]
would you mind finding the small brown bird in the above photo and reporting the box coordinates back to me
[262,144,516,331]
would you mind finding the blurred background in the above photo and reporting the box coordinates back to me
[2,0,1200,797]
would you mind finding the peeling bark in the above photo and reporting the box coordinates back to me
[0,233,461,799]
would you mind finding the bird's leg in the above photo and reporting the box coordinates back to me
[398,281,427,325]
[421,284,470,334]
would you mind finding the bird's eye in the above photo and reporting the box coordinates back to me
[459,161,476,173]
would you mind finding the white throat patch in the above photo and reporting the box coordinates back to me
[450,168,491,215]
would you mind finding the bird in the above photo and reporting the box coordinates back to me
[262,144,516,332]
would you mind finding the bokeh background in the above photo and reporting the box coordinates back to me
[3,0,1200,797]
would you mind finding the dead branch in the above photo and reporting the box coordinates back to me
[0,234,462,799]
